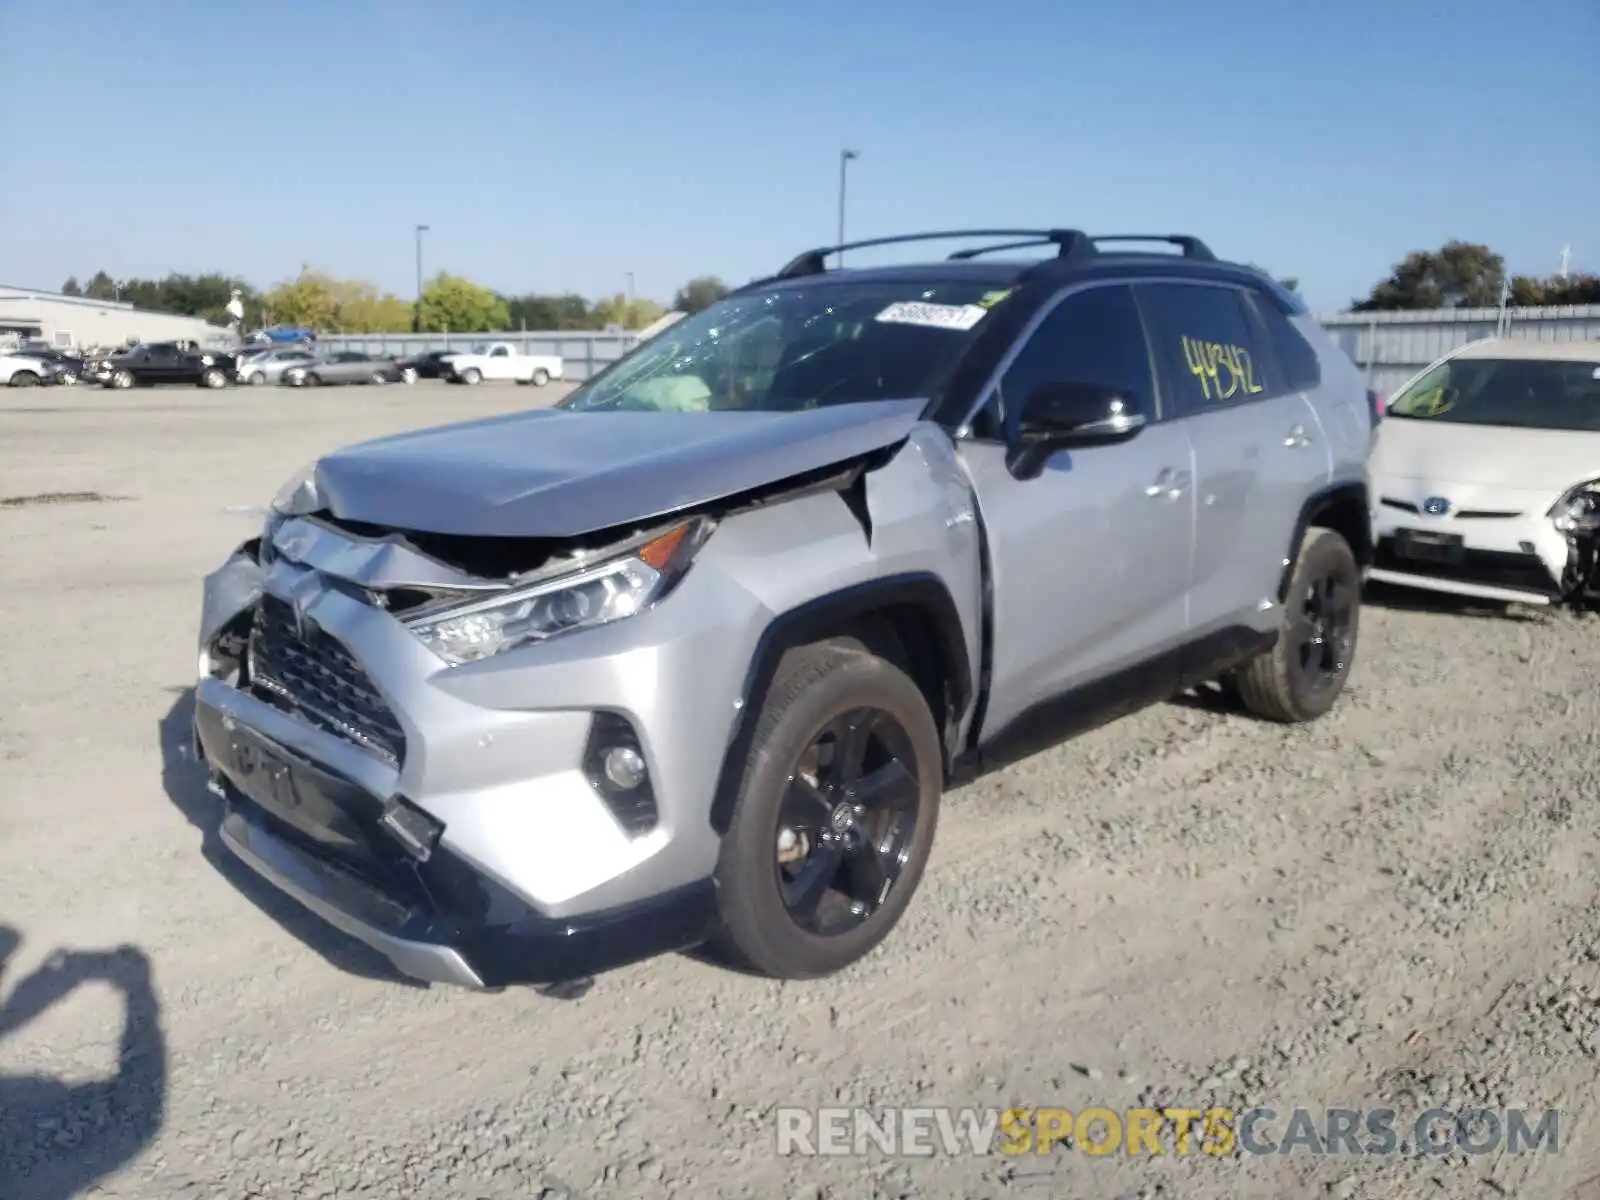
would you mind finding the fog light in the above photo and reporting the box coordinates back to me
[603,745,647,790]
[583,712,658,836]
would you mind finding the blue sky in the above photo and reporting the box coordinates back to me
[1,0,1593,314]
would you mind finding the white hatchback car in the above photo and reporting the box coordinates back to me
[1369,337,1600,606]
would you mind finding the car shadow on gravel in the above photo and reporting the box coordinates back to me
[0,927,166,1200]
[157,688,424,989]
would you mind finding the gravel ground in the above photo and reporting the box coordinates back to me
[1,382,1598,1199]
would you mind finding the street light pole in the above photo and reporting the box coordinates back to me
[836,148,859,268]
[414,224,429,332]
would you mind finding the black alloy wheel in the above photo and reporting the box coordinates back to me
[774,707,921,936]
[1294,572,1355,696]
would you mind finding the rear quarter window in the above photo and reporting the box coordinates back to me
[1246,293,1322,392]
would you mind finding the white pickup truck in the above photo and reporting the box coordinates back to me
[440,342,564,386]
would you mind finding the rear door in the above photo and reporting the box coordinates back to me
[1135,281,1328,639]
[956,282,1195,737]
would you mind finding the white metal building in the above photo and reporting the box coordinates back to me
[0,285,232,352]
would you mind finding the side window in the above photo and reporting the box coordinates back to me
[990,284,1155,439]
[489,345,509,358]
[1245,292,1321,392]
[1137,284,1272,419]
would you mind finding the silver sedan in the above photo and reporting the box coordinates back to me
[236,347,318,386]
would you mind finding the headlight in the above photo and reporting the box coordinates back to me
[405,518,713,666]
[1550,482,1600,533]
[270,459,322,516]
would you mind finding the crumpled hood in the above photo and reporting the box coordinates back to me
[1373,418,1600,497]
[313,398,927,537]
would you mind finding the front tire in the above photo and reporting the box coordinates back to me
[111,369,134,389]
[201,368,226,389]
[369,370,388,385]
[460,367,482,385]
[248,371,267,385]
[711,643,943,979]
[9,371,39,387]
[1229,527,1360,723]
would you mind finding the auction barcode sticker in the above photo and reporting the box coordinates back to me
[875,301,990,331]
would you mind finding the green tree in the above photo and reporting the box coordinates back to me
[83,271,118,301]
[590,293,668,330]
[262,268,343,330]
[672,275,730,314]
[506,292,594,330]
[328,281,414,333]
[1352,241,1505,311]
[60,276,82,297]
[1510,272,1600,306]
[260,269,413,332]
[418,272,509,333]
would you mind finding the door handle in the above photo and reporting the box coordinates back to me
[1284,425,1312,447]
[1144,468,1189,501]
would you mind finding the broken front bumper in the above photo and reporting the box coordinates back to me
[195,687,716,989]
[190,528,759,988]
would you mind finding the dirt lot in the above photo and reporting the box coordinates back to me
[1,381,1598,1199]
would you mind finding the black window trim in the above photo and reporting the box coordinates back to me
[1133,277,1287,422]
[954,277,1167,442]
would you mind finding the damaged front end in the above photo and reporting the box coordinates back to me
[1551,481,1600,606]
[191,435,908,989]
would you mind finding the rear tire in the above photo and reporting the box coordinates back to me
[710,643,943,979]
[9,371,38,387]
[1230,527,1360,723]
[531,367,550,387]
[369,370,388,385]
[303,373,321,387]
[201,368,226,389]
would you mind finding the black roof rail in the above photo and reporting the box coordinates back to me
[1088,234,1216,261]
[773,229,1093,280]
[947,233,1096,261]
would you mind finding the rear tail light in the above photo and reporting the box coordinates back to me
[1367,389,1384,425]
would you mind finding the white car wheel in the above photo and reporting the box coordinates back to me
[461,367,482,385]
[531,368,550,387]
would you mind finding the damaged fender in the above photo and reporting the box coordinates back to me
[199,540,264,655]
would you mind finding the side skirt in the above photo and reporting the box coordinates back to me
[950,624,1276,785]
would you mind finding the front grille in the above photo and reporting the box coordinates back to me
[248,595,406,764]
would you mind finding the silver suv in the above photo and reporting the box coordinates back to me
[194,229,1375,989]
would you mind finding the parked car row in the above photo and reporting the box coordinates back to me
[3,337,568,392]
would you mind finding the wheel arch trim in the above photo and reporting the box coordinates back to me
[707,572,973,834]
[1279,480,1372,602]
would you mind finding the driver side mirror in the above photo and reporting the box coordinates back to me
[1007,381,1146,480]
